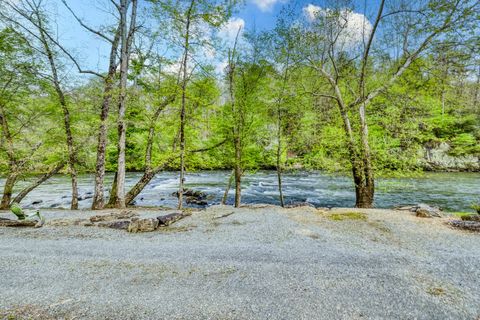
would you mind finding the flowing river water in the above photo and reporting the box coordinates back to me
[0,171,478,212]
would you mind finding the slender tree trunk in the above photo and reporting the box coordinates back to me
[222,170,234,205]
[63,104,79,210]
[12,162,65,204]
[125,170,155,205]
[0,104,17,209]
[0,173,16,209]
[113,0,129,209]
[91,25,122,210]
[276,108,285,207]
[36,21,79,210]
[177,0,195,210]
[473,65,479,110]
[234,135,242,208]
[123,95,176,205]
[107,172,118,208]
[112,0,137,208]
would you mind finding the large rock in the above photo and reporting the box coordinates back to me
[49,218,93,227]
[407,204,444,218]
[449,220,480,232]
[461,214,480,222]
[421,142,480,171]
[90,210,138,223]
[157,212,192,226]
[127,218,159,233]
[173,189,208,206]
[97,220,131,230]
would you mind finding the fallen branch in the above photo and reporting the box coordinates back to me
[213,212,235,220]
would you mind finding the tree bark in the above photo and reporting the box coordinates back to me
[0,174,16,210]
[177,0,195,210]
[221,170,234,205]
[91,24,122,210]
[36,16,79,210]
[124,95,176,206]
[12,161,65,205]
[106,172,118,208]
[357,102,374,208]
[234,136,242,208]
[125,170,155,205]
[276,142,285,207]
[113,0,137,209]
[0,104,17,210]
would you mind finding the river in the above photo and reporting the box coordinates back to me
[0,171,478,212]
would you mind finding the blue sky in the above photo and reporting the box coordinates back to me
[50,0,376,73]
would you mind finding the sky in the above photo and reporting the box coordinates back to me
[45,0,377,74]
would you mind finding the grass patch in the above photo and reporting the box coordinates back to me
[427,287,445,296]
[452,212,475,218]
[328,212,367,221]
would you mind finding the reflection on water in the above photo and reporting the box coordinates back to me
[0,171,478,212]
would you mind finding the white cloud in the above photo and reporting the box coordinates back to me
[251,0,286,12]
[303,4,373,49]
[218,17,245,45]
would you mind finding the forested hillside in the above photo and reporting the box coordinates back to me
[0,0,478,210]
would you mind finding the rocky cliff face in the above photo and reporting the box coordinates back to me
[420,142,479,171]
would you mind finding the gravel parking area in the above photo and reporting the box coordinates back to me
[1,206,479,319]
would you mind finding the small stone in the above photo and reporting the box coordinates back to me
[128,218,159,233]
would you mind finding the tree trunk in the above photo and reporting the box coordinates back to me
[0,104,17,210]
[357,103,374,208]
[0,173,16,210]
[177,0,195,210]
[125,170,155,205]
[276,111,285,208]
[113,0,129,209]
[113,0,137,209]
[107,172,118,208]
[234,135,242,208]
[12,162,65,205]
[221,170,234,205]
[91,25,122,210]
[36,21,79,210]
[64,104,79,210]
[123,94,175,205]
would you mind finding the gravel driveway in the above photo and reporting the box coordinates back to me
[1,206,479,319]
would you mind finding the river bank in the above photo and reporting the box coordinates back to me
[1,171,479,212]
[1,206,479,319]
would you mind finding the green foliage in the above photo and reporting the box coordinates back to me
[472,203,480,214]
[0,0,479,179]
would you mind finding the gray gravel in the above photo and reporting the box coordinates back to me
[1,205,479,320]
